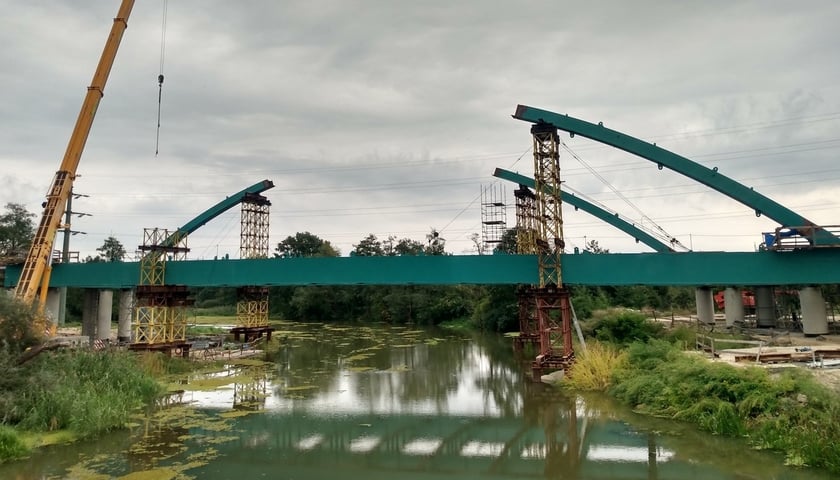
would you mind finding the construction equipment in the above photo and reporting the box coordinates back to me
[14,1,135,312]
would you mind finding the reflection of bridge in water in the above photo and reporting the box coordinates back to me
[185,400,718,480]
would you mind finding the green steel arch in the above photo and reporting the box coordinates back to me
[512,105,840,246]
[160,179,274,249]
[493,168,673,252]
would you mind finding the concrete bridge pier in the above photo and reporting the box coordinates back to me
[754,286,776,328]
[800,286,828,336]
[97,289,113,341]
[723,287,744,327]
[694,286,715,325]
[45,288,60,332]
[118,289,133,343]
[81,289,98,339]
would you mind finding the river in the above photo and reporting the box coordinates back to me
[0,321,834,479]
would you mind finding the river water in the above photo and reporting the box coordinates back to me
[1,322,834,479]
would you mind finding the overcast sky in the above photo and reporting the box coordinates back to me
[2,0,839,260]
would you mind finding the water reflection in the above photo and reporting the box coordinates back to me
[0,323,833,479]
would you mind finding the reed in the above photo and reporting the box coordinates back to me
[564,341,627,391]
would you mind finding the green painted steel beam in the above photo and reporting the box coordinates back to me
[160,179,274,248]
[493,168,673,252]
[5,250,840,288]
[512,105,840,246]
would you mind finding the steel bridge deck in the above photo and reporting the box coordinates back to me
[4,250,840,289]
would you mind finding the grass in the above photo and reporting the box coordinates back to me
[438,318,473,332]
[192,306,236,317]
[600,339,840,473]
[8,350,163,438]
[187,325,228,336]
[0,425,27,463]
[188,315,236,325]
[564,342,627,391]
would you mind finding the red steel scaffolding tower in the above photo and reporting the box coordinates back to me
[529,123,574,378]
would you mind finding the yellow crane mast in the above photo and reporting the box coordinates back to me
[15,0,135,309]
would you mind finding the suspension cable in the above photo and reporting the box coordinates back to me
[560,140,689,251]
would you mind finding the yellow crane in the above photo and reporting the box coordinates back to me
[14,0,135,315]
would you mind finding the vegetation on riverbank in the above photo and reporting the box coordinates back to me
[0,294,168,463]
[566,310,840,474]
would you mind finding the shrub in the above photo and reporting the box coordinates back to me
[0,293,42,353]
[0,425,27,463]
[607,341,840,473]
[588,310,664,345]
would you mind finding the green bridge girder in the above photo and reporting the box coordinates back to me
[512,105,840,246]
[5,250,840,289]
[493,168,673,252]
[158,179,274,249]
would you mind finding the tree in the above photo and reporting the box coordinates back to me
[584,239,609,254]
[469,233,486,255]
[0,203,35,261]
[425,228,446,255]
[394,238,424,256]
[494,228,519,254]
[351,234,384,256]
[96,236,126,262]
[382,235,398,256]
[274,232,339,258]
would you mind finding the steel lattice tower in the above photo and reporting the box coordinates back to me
[240,193,271,259]
[514,185,539,256]
[529,123,574,376]
[531,123,564,288]
[513,185,540,352]
[235,194,272,336]
[132,228,190,349]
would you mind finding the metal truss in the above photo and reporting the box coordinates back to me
[531,123,564,288]
[240,194,271,259]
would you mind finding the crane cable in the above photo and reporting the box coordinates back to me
[560,140,690,251]
[155,0,168,156]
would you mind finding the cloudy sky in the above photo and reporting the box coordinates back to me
[2,0,839,260]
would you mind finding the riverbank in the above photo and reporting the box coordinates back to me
[563,337,840,474]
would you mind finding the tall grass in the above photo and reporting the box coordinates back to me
[0,425,27,463]
[10,350,163,437]
[564,341,627,391]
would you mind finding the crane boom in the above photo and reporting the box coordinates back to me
[15,0,135,306]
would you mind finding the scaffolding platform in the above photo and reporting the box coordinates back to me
[230,325,275,342]
[128,340,192,358]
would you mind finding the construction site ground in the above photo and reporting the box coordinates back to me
[666,314,840,395]
[54,325,263,362]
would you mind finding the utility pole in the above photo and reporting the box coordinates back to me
[57,186,89,325]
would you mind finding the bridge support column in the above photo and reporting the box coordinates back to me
[694,287,715,325]
[82,289,98,339]
[723,287,744,327]
[800,286,828,336]
[118,289,133,342]
[513,286,539,352]
[755,286,776,328]
[97,290,113,340]
[45,288,60,333]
